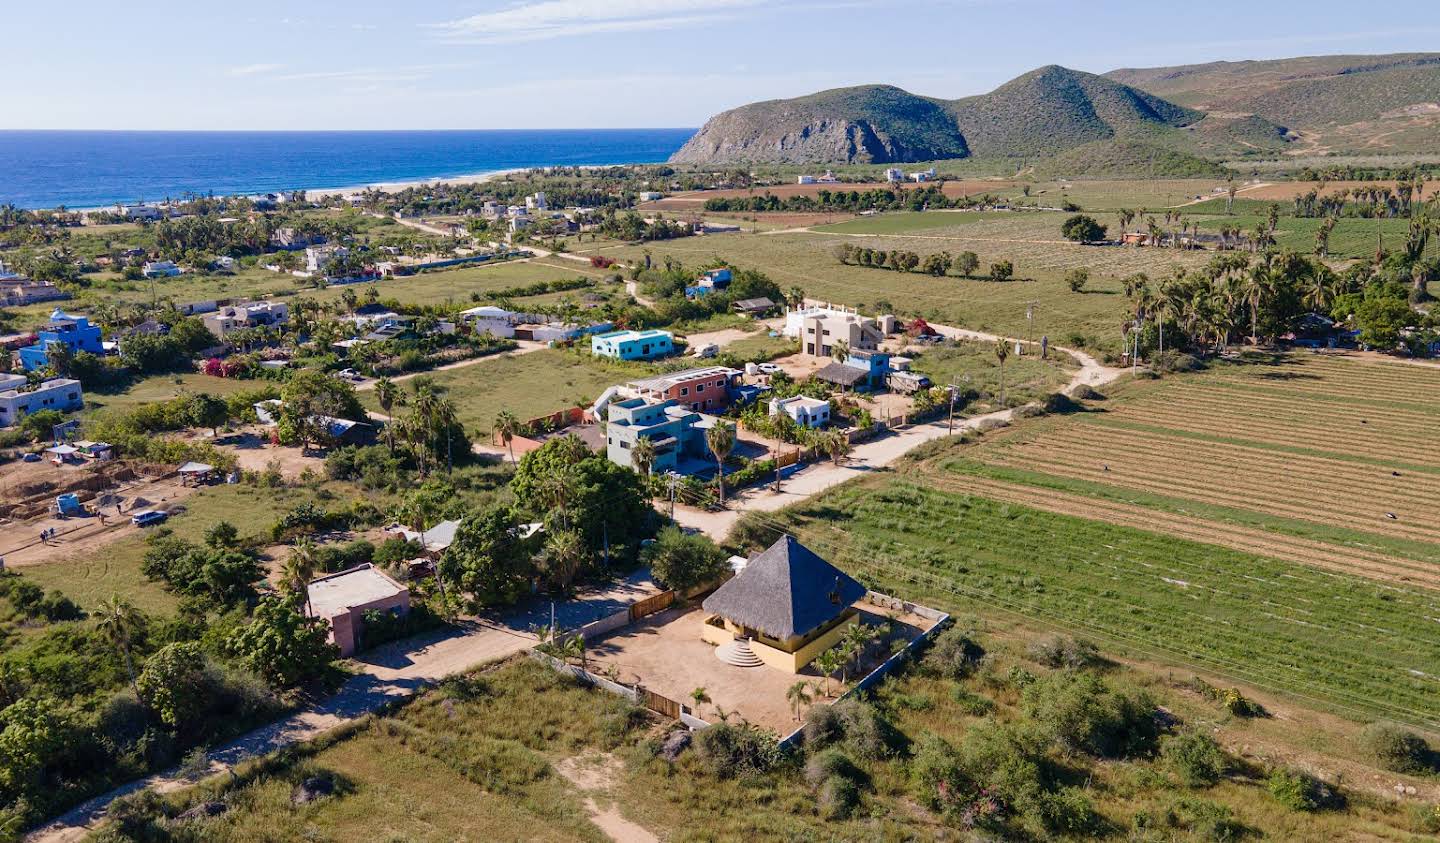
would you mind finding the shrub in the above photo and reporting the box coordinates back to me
[804,700,903,761]
[804,747,861,787]
[641,526,729,593]
[1042,392,1082,414]
[1162,731,1230,787]
[818,774,861,820]
[1022,672,1159,758]
[1028,635,1100,670]
[925,628,986,680]
[695,722,783,779]
[1135,797,1246,842]
[1071,384,1105,401]
[1266,767,1342,812]
[952,688,996,716]
[1034,787,1102,836]
[1360,723,1434,774]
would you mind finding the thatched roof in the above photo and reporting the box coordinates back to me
[813,362,868,387]
[702,536,865,641]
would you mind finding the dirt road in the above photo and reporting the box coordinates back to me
[672,328,1122,540]
[354,340,548,391]
[28,571,658,843]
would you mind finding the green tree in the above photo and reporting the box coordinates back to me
[282,538,319,617]
[204,520,239,549]
[642,525,728,592]
[186,392,229,436]
[136,642,212,730]
[954,251,979,278]
[542,528,586,591]
[1355,292,1413,349]
[989,260,1015,282]
[993,339,1010,405]
[1065,268,1089,293]
[494,409,521,465]
[630,435,657,479]
[374,376,402,455]
[786,681,814,722]
[96,595,143,697]
[706,420,736,505]
[444,505,532,606]
[1061,214,1107,244]
[228,595,338,689]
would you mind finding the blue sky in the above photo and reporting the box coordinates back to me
[6,0,1439,130]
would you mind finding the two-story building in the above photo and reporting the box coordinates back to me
[798,311,885,361]
[202,301,290,339]
[0,374,84,427]
[627,366,742,414]
[590,329,674,361]
[0,279,69,307]
[18,310,105,371]
[605,397,709,474]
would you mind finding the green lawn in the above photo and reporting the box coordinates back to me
[814,210,1013,235]
[1192,214,1422,260]
[83,372,259,416]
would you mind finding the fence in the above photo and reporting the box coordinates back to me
[639,687,682,719]
[528,649,707,726]
[628,590,675,623]
[778,591,950,751]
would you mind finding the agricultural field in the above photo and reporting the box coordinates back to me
[744,352,1440,730]
[305,257,613,310]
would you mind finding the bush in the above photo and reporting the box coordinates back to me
[695,722,783,778]
[641,526,729,593]
[1028,634,1100,670]
[1071,384,1105,401]
[925,628,986,680]
[952,688,996,716]
[1134,797,1247,842]
[1162,731,1230,787]
[1034,787,1102,836]
[1042,392,1083,414]
[804,700,903,761]
[1267,767,1342,812]
[1022,672,1159,758]
[1360,722,1434,774]
[804,747,860,787]
[818,774,861,820]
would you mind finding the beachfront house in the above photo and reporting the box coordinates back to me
[591,329,674,361]
[118,205,163,222]
[0,374,84,427]
[700,535,866,672]
[18,310,105,372]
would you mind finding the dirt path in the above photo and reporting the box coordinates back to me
[671,323,1121,540]
[1175,182,1273,208]
[554,755,660,843]
[27,572,659,843]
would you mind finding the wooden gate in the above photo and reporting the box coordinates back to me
[629,590,674,622]
[639,687,681,719]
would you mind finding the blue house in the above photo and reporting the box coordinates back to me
[591,328,675,361]
[685,268,733,299]
[19,310,105,372]
[605,397,709,474]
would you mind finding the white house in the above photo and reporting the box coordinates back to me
[458,304,521,339]
[305,245,348,273]
[909,167,936,183]
[119,205,163,222]
[202,300,290,338]
[212,256,236,271]
[797,175,817,185]
[884,168,904,183]
[525,192,548,211]
[769,395,830,429]
[142,261,182,278]
[637,191,664,202]
[0,375,84,428]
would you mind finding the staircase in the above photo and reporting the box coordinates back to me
[715,638,765,668]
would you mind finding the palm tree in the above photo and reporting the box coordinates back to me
[283,538,319,617]
[829,338,850,365]
[993,339,1010,406]
[814,648,841,697]
[1241,261,1274,345]
[824,430,851,466]
[631,435,657,479]
[706,421,736,505]
[494,410,521,465]
[690,686,710,718]
[786,681,814,722]
[543,528,586,591]
[96,595,142,697]
[374,377,401,455]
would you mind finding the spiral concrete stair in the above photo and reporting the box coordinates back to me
[715,638,764,668]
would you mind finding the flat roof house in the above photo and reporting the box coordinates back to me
[799,312,884,361]
[18,310,104,372]
[0,375,83,428]
[770,395,831,428]
[700,535,866,673]
[203,301,289,339]
[0,279,70,307]
[142,260,182,278]
[306,564,410,657]
[627,366,742,414]
[605,397,708,474]
[591,328,674,361]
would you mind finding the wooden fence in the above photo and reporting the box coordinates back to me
[628,590,675,623]
[639,687,681,719]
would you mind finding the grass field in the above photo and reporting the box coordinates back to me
[815,210,1018,235]
[83,372,260,415]
[906,342,1075,409]
[737,352,1440,730]
[363,348,646,434]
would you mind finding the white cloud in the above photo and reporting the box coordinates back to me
[227,63,283,77]
[431,0,766,44]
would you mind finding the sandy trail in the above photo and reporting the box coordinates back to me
[554,755,659,843]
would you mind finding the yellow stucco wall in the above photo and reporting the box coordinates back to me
[700,611,859,673]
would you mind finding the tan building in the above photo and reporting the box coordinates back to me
[306,564,410,657]
[801,313,884,360]
[700,536,866,673]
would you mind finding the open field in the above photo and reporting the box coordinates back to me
[1191,214,1419,260]
[815,209,1021,235]
[733,352,1440,729]
[361,348,644,435]
[83,372,260,415]
[905,341,1075,409]
[641,178,1016,210]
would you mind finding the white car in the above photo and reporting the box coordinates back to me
[337,368,364,381]
[691,343,719,359]
[756,363,782,375]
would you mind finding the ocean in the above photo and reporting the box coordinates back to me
[0,129,697,210]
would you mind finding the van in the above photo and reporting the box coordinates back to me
[131,510,168,527]
[692,343,719,359]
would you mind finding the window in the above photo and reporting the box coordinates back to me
[680,387,688,396]
[696,383,705,393]
[621,441,631,449]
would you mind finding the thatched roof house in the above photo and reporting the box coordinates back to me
[701,536,866,672]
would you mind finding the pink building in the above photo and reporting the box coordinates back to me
[306,564,410,657]
[627,366,742,413]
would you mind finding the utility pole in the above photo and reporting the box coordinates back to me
[773,447,782,494]
[668,474,677,520]
[947,381,962,434]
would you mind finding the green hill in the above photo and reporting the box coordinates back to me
[1034,139,1228,179]
[670,65,1265,167]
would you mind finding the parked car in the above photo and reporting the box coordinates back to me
[691,343,719,359]
[21,453,41,463]
[131,510,168,527]
[756,362,782,374]
[337,368,364,381]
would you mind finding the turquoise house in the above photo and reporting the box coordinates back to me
[591,328,674,361]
